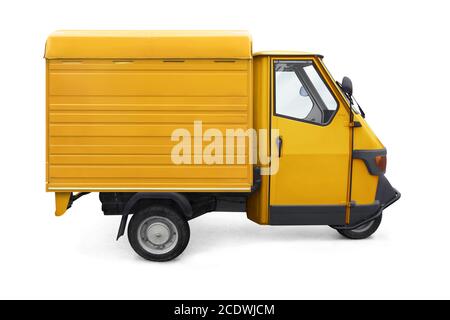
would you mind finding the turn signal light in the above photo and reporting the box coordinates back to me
[375,155,387,173]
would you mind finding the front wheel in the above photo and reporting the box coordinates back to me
[128,206,190,262]
[336,215,382,240]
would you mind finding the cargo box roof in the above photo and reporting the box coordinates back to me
[45,30,252,60]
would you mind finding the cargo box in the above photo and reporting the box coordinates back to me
[45,31,253,192]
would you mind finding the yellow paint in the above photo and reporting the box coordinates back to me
[353,113,384,150]
[316,60,384,209]
[351,160,379,205]
[46,33,253,193]
[247,56,271,224]
[317,58,355,222]
[55,192,71,216]
[269,57,351,206]
[45,30,252,59]
[350,113,384,205]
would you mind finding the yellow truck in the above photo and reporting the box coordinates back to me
[45,30,400,261]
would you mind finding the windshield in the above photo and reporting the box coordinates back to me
[335,81,360,115]
[320,61,361,115]
[351,99,361,114]
[348,95,361,114]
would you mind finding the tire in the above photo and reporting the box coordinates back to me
[336,215,382,240]
[128,205,190,262]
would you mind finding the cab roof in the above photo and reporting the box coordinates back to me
[45,30,252,60]
[253,51,323,58]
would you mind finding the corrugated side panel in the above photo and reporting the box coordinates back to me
[47,59,252,192]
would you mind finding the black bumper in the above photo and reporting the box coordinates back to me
[376,175,399,208]
[333,175,401,230]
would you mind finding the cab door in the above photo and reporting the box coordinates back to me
[269,58,351,225]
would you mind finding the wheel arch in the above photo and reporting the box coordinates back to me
[116,192,193,240]
[125,193,193,218]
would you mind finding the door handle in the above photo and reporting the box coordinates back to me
[276,136,283,157]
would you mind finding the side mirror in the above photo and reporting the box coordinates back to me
[299,86,309,97]
[341,76,353,96]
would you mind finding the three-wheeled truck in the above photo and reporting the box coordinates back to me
[45,30,400,261]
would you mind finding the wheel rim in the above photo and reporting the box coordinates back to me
[352,220,375,233]
[137,216,179,255]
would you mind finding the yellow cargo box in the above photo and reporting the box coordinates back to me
[45,30,253,193]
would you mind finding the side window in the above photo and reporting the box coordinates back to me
[275,70,314,119]
[274,60,338,125]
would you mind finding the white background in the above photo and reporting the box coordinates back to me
[0,0,449,300]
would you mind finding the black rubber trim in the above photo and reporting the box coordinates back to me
[66,192,90,209]
[269,205,346,225]
[116,192,193,240]
[349,201,380,225]
[376,174,397,206]
[332,188,401,230]
[251,166,262,192]
[269,184,400,227]
[333,210,383,231]
[353,149,386,175]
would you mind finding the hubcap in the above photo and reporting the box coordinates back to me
[138,216,178,255]
[146,222,170,245]
[352,220,375,233]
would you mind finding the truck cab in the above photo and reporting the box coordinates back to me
[248,52,399,235]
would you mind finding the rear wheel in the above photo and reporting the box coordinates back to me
[336,215,382,240]
[128,205,190,261]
